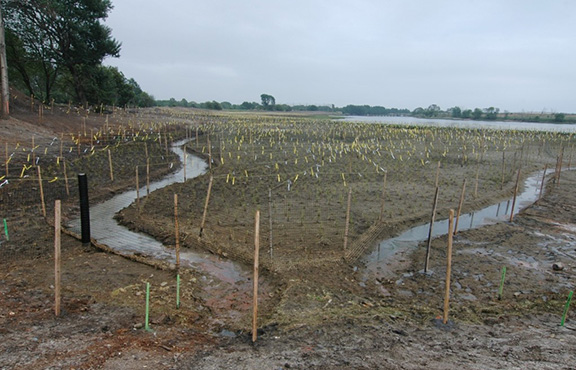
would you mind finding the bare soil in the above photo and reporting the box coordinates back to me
[1,101,576,369]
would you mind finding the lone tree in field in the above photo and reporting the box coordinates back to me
[260,93,275,110]
[2,0,120,106]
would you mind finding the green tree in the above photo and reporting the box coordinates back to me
[461,109,472,119]
[424,104,441,117]
[450,106,462,118]
[483,107,499,120]
[260,93,275,110]
[472,108,483,120]
[554,113,565,123]
[2,0,121,105]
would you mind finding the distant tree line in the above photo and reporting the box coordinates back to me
[340,105,410,116]
[153,94,573,124]
[155,94,410,116]
[2,0,154,107]
[411,104,571,123]
[412,104,502,121]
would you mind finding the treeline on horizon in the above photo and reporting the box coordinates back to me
[154,98,410,116]
[155,98,572,123]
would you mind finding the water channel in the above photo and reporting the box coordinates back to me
[68,140,261,318]
[362,168,548,280]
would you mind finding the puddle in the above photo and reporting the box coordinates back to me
[363,169,548,279]
[68,139,266,319]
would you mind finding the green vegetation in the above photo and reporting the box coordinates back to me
[2,0,153,107]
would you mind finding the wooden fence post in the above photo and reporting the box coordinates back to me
[538,164,548,202]
[107,149,114,181]
[424,186,440,272]
[37,166,46,218]
[453,179,466,235]
[443,209,455,324]
[54,199,61,316]
[199,175,213,237]
[509,168,521,222]
[136,166,140,210]
[344,187,352,250]
[252,210,260,343]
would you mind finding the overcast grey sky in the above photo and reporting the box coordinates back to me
[104,0,576,113]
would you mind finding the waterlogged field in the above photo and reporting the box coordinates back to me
[121,112,573,275]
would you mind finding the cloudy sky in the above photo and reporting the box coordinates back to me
[104,0,576,113]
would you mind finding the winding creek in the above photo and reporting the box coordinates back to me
[68,140,264,320]
[363,169,549,279]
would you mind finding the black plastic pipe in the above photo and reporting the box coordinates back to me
[78,173,91,245]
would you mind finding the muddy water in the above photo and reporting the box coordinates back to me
[363,169,548,279]
[68,139,266,320]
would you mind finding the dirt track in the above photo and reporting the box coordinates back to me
[1,105,576,369]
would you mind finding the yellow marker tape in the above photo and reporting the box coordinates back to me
[49,177,58,183]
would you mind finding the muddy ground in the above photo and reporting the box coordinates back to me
[1,103,576,369]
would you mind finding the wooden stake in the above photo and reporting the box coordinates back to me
[207,136,212,169]
[343,187,352,250]
[557,148,564,185]
[378,172,387,221]
[135,166,140,210]
[435,161,440,188]
[500,151,505,190]
[453,179,466,235]
[107,149,114,181]
[424,186,440,272]
[63,158,69,196]
[4,142,8,177]
[538,164,548,202]
[54,199,61,316]
[443,209,455,324]
[252,210,260,343]
[174,194,180,271]
[37,166,46,218]
[146,157,150,195]
[59,133,63,159]
[474,164,480,198]
[183,145,187,182]
[31,136,35,164]
[199,175,213,237]
[509,168,521,222]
